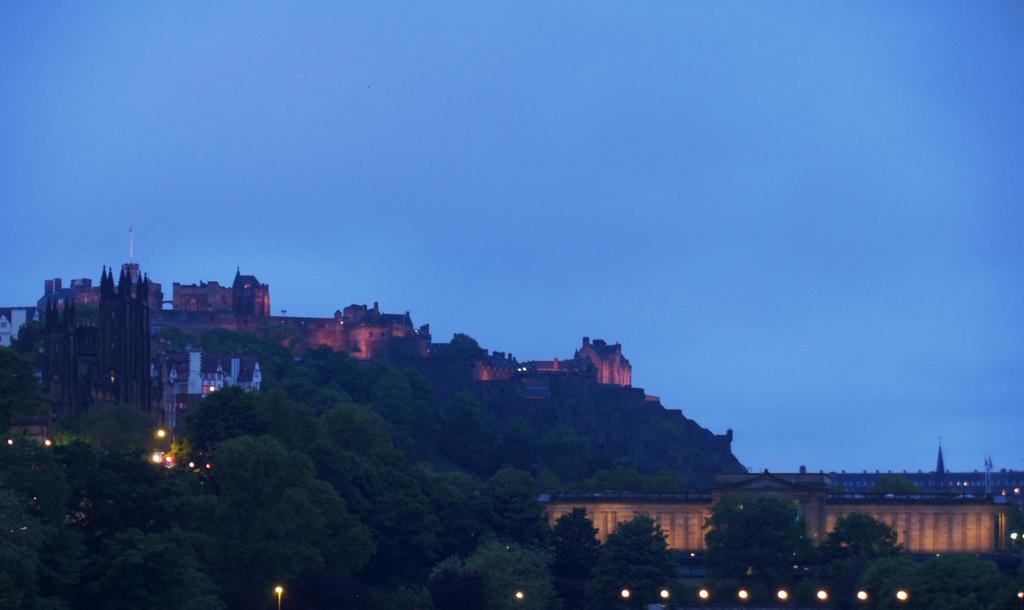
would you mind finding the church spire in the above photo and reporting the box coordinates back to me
[936,443,946,476]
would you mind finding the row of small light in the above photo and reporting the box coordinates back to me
[6,438,54,447]
[609,587,910,603]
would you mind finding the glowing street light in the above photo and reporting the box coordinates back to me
[659,589,670,600]
[816,589,829,601]
[150,452,163,464]
[737,589,749,601]
[620,588,631,600]
[777,589,789,601]
[1011,531,1020,541]
[6,439,13,446]
[514,591,525,601]
[273,585,284,610]
[857,590,869,602]
[155,428,167,440]
[43,439,52,447]
[896,589,909,602]
[697,588,710,601]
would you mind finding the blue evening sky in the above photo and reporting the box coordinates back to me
[1,2,1021,473]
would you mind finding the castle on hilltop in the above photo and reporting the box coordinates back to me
[171,268,269,317]
[32,263,737,469]
[154,268,431,361]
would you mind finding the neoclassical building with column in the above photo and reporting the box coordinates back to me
[540,471,1013,554]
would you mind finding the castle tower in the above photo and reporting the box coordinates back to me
[232,268,271,317]
[575,337,632,386]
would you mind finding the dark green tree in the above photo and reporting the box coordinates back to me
[0,490,43,610]
[441,391,496,475]
[501,417,539,472]
[183,387,315,453]
[465,539,560,610]
[859,555,919,610]
[429,556,488,610]
[551,508,600,610]
[421,469,493,559]
[69,403,156,450]
[577,462,687,494]
[446,333,486,360]
[585,515,676,610]
[0,347,47,430]
[871,476,918,494]
[312,404,441,586]
[80,528,222,610]
[824,513,899,608]
[824,512,900,560]
[482,469,548,546]
[9,321,44,356]
[206,435,374,608]
[368,368,440,457]
[910,554,1006,610]
[704,496,812,584]
[540,425,590,482]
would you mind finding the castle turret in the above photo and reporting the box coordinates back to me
[575,337,632,386]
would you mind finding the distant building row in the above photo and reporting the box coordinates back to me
[542,470,1019,557]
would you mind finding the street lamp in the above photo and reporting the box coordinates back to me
[896,589,909,602]
[659,589,670,601]
[816,590,829,602]
[620,588,631,600]
[514,590,525,602]
[156,428,167,440]
[856,590,869,602]
[737,589,749,601]
[697,588,710,601]
[777,589,789,602]
[273,585,284,610]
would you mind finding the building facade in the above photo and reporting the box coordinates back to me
[0,306,38,347]
[158,347,262,429]
[43,266,155,416]
[541,471,1014,555]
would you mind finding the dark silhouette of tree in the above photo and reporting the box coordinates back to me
[441,391,496,474]
[207,435,374,609]
[585,515,676,610]
[10,321,44,356]
[429,557,488,610]
[551,508,600,610]
[465,539,559,610]
[824,513,899,608]
[482,469,549,546]
[447,333,486,361]
[501,417,539,472]
[80,528,222,610]
[871,476,918,494]
[0,347,47,430]
[704,496,812,584]
[540,425,590,482]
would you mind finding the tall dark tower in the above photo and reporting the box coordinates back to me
[44,266,153,416]
[43,298,81,414]
[97,267,152,410]
[231,267,271,317]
